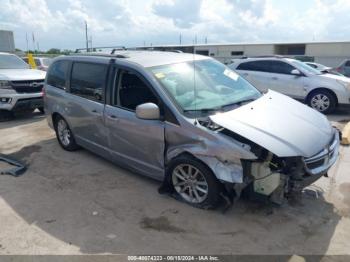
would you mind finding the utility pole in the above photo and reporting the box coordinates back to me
[85,20,89,52]
[89,36,92,51]
[179,34,182,45]
[25,33,29,52]
[32,32,35,52]
[205,36,207,44]
[195,35,197,45]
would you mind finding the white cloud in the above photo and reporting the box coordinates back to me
[0,0,349,50]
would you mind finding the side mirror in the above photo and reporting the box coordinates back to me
[291,69,302,76]
[136,103,160,120]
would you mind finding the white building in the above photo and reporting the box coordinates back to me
[0,30,15,53]
[147,41,350,67]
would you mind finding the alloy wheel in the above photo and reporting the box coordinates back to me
[57,119,71,146]
[172,164,209,204]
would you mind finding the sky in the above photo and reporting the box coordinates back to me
[0,0,350,51]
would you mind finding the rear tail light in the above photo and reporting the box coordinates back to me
[336,67,342,72]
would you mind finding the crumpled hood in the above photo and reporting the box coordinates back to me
[0,69,46,81]
[210,90,334,158]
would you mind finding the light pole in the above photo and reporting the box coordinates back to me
[85,21,89,52]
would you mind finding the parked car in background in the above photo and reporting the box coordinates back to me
[335,59,350,77]
[305,62,344,76]
[229,57,350,113]
[44,51,339,209]
[0,52,45,118]
[22,56,52,71]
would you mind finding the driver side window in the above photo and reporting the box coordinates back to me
[113,69,159,111]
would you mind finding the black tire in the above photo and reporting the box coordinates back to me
[54,115,80,151]
[307,89,336,114]
[167,155,221,209]
[0,110,14,122]
[38,107,45,114]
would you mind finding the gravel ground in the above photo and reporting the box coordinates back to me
[0,110,349,255]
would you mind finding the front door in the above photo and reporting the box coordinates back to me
[105,68,165,180]
[266,61,306,99]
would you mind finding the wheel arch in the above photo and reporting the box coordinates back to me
[166,150,243,184]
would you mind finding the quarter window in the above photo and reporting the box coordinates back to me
[345,61,350,67]
[47,60,69,89]
[70,62,107,102]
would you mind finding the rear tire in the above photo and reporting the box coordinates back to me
[54,115,79,151]
[307,90,336,114]
[168,155,221,209]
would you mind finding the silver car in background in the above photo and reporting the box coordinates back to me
[44,51,340,209]
[230,57,350,113]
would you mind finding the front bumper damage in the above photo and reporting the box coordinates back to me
[232,130,340,204]
[164,116,340,206]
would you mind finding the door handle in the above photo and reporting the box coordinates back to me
[91,109,99,114]
[107,114,118,119]
[243,73,249,77]
[272,77,278,80]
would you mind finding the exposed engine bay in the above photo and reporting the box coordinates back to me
[197,117,336,205]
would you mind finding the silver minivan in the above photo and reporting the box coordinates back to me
[44,51,340,209]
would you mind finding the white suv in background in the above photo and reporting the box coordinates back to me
[229,57,350,113]
[0,52,46,119]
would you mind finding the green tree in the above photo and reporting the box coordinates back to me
[47,48,61,54]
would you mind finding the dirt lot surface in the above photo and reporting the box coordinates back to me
[0,110,350,255]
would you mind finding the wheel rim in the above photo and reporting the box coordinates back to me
[172,164,209,204]
[310,94,330,112]
[57,119,71,146]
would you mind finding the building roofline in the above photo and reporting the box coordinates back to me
[140,40,350,48]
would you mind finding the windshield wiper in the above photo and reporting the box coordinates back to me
[220,98,255,109]
[183,107,222,113]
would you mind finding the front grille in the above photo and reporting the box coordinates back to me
[10,79,44,93]
[304,132,338,172]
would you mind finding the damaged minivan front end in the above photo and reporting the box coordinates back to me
[171,90,340,205]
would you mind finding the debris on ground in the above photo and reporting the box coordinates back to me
[0,155,26,177]
[341,122,350,145]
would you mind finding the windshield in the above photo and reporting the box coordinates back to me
[150,59,261,114]
[291,60,322,75]
[0,54,29,69]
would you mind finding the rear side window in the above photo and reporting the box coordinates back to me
[70,62,108,103]
[237,60,295,75]
[237,61,271,72]
[345,61,350,67]
[47,60,69,89]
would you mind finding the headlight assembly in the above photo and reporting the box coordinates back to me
[0,80,12,89]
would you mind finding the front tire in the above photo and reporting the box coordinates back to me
[54,116,79,151]
[307,90,336,114]
[168,156,221,209]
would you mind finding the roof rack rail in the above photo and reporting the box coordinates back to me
[69,52,130,59]
[240,55,286,59]
[74,46,126,53]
